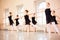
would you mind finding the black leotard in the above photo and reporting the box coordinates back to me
[32,17,37,25]
[24,15,31,25]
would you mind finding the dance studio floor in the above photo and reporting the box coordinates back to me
[0,30,60,40]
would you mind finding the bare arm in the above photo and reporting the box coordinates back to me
[28,13,32,15]
[55,14,60,19]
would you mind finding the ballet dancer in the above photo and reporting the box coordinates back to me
[51,10,60,34]
[24,10,31,32]
[15,15,19,26]
[32,13,37,25]
[31,13,37,32]
[8,12,14,26]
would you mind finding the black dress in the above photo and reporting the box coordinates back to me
[15,18,19,26]
[24,15,31,25]
[52,16,58,24]
[45,8,53,24]
[8,16,14,25]
[32,17,37,25]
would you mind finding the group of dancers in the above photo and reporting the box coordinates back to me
[8,2,60,34]
[45,2,60,35]
[8,10,37,26]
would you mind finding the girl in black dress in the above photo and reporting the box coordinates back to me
[8,12,14,26]
[51,10,60,34]
[31,13,37,32]
[32,13,37,25]
[15,15,19,26]
[45,2,59,35]
[24,10,31,32]
[24,10,31,25]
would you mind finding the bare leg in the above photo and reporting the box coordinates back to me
[52,22,60,34]
[47,23,51,40]
[26,25,30,32]
[32,25,36,32]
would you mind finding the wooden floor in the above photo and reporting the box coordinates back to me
[0,30,60,40]
[0,24,60,40]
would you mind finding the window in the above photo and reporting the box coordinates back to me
[36,2,46,25]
